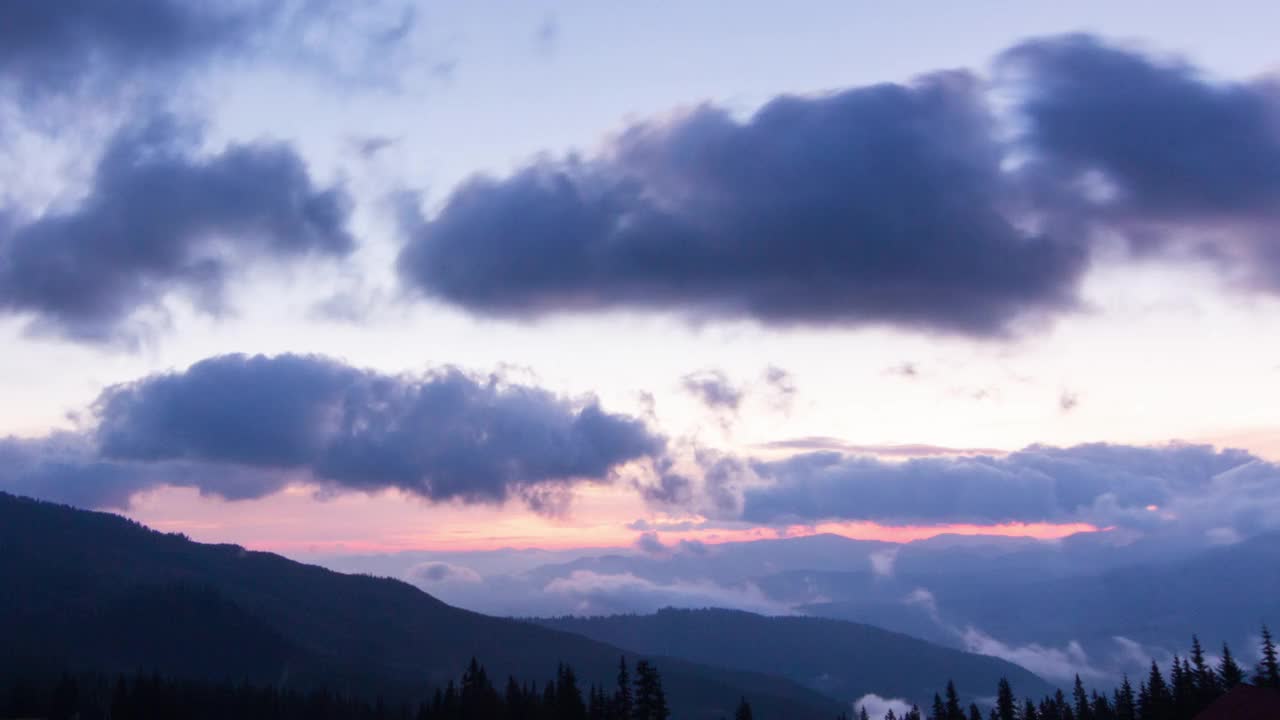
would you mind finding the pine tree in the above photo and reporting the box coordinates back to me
[945,681,965,720]
[734,697,753,720]
[1217,643,1245,690]
[1091,691,1114,720]
[860,706,872,720]
[1142,662,1171,720]
[906,705,923,720]
[614,656,634,720]
[931,694,947,720]
[556,664,587,720]
[1188,634,1219,707]
[1023,699,1039,720]
[966,703,982,720]
[1113,676,1135,720]
[1053,689,1070,720]
[632,660,669,720]
[1038,698,1055,720]
[1170,655,1195,720]
[995,678,1016,720]
[1255,625,1280,689]
[1073,675,1092,720]
[588,684,608,720]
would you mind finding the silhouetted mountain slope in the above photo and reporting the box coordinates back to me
[0,492,845,719]
[537,607,1054,706]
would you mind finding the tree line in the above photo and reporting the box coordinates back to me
[896,625,1280,720]
[1,656,679,720]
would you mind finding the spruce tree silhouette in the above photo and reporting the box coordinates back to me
[734,696,754,720]
[1256,624,1280,689]
[615,656,634,720]
[633,660,669,720]
[1113,675,1136,720]
[930,693,947,720]
[995,678,1016,720]
[1073,674,1092,720]
[944,680,964,720]
[1217,643,1245,690]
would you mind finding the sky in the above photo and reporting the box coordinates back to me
[2,0,1280,556]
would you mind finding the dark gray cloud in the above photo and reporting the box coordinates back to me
[741,443,1278,536]
[0,116,354,343]
[396,34,1280,329]
[634,531,668,556]
[681,369,744,414]
[0,1,420,102]
[406,561,482,585]
[636,470,694,506]
[93,353,664,507]
[0,432,289,510]
[398,71,1086,337]
[2,354,662,511]
[0,0,269,99]
[1002,34,1280,220]
[1000,34,1280,287]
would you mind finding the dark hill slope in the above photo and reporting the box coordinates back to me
[0,492,844,719]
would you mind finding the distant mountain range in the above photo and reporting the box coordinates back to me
[0,492,847,719]
[538,608,1053,706]
[315,526,1280,686]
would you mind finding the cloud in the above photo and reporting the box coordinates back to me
[869,548,899,578]
[1000,34,1280,291]
[741,442,1280,539]
[406,561,483,585]
[397,70,1086,337]
[635,531,669,556]
[763,366,797,412]
[754,438,1006,458]
[1059,391,1080,413]
[0,115,354,344]
[3,354,662,512]
[961,626,1104,682]
[0,1,271,100]
[0,432,290,510]
[903,588,942,625]
[97,354,663,506]
[542,570,788,615]
[886,362,920,379]
[636,471,695,506]
[394,33,1280,332]
[854,694,914,720]
[681,369,744,415]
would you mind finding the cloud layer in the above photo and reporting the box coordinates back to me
[742,442,1280,540]
[0,117,353,343]
[2,354,662,511]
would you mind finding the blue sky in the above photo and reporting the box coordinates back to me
[2,0,1279,553]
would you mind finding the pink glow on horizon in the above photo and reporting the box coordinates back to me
[123,485,1102,557]
[232,519,1102,555]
